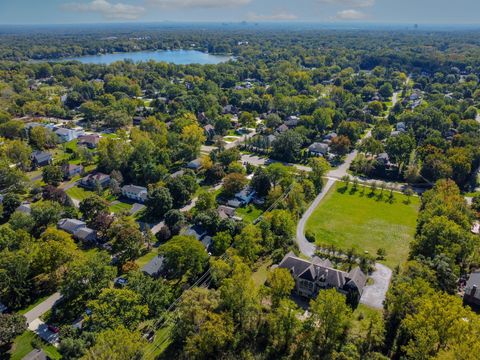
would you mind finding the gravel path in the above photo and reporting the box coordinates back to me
[360,263,393,309]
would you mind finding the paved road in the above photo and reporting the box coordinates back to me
[29,319,60,345]
[24,292,62,324]
[360,263,392,309]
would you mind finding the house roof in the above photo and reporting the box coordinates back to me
[55,128,74,136]
[73,227,96,241]
[184,225,207,241]
[466,271,480,290]
[218,205,236,219]
[81,173,110,183]
[122,184,147,195]
[308,142,329,154]
[58,218,86,233]
[278,252,366,293]
[16,203,31,214]
[78,134,100,144]
[31,151,52,163]
[142,255,164,276]
[204,124,215,132]
[187,159,202,169]
[276,124,289,133]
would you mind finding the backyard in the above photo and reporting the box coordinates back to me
[306,183,420,268]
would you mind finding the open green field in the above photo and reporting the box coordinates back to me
[66,186,95,201]
[10,331,61,360]
[306,183,420,268]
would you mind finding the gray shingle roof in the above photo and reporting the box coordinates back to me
[142,255,164,277]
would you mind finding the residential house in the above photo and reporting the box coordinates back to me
[217,205,237,220]
[464,270,480,307]
[284,116,300,128]
[77,134,101,149]
[323,132,337,144]
[396,122,406,132]
[55,127,81,143]
[122,184,148,203]
[16,203,31,214]
[187,158,203,171]
[58,218,87,234]
[63,163,83,180]
[308,142,329,156]
[235,187,256,204]
[73,227,97,243]
[204,124,216,141]
[276,124,289,133]
[376,153,391,167]
[31,151,52,168]
[223,104,238,115]
[58,218,97,243]
[184,225,212,251]
[277,252,366,305]
[472,221,480,235]
[142,255,164,278]
[79,173,111,189]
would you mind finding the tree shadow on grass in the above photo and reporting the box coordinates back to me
[337,186,349,194]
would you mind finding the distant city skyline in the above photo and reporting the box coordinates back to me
[1,0,479,25]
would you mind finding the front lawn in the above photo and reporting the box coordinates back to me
[306,183,420,268]
[109,201,133,214]
[66,186,96,201]
[9,331,61,360]
[236,204,263,224]
[135,250,158,268]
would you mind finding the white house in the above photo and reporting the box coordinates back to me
[122,185,148,203]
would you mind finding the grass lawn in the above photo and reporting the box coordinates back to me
[143,324,173,359]
[66,186,95,201]
[135,250,158,268]
[223,136,239,143]
[252,258,273,286]
[109,201,133,214]
[236,204,263,224]
[351,304,383,338]
[306,183,420,268]
[10,331,61,360]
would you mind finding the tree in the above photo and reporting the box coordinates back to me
[239,111,255,128]
[195,191,216,212]
[29,126,56,149]
[0,250,32,308]
[164,209,185,235]
[267,268,295,308]
[212,231,233,256]
[145,187,172,220]
[181,124,206,160]
[160,235,209,280]
[109,217,147,265]
[4,139,31,170]
[126,271,173,317]
[302,289,352,357]
[312,108,334,132]
[79,195,109,225]
[0,313,27,346]
[234,224,262,263]
[385,133,415,166]
[250,167,271,197]
[87,288,148,331]
[61,252,116,315]
[265,299,301,357]
[272,130,303,163]
[31,200,63,232]
[222,173,247,197]
[81,326,146,360]
[308,157,329,192]
[330,135,351,156]
[379,82,394,98]
[104,110,132,129]
[166,173,197,208]
[1,193,21,220]
[42,165,63,186]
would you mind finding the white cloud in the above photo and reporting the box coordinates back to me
[147,0,252,9]
[63,0,145,20]
[319,0,375,8]
[335,9,368,20]
[247,11,298,21]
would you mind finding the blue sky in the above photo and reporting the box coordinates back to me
[0,0,479,25]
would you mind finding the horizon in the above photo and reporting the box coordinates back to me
[1,0,480,26]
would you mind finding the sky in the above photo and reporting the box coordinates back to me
[0,0,479,25]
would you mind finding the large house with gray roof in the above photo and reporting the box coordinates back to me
[277,252,366,306]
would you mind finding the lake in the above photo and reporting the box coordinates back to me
[62,49,232,65]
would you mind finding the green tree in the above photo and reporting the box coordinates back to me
[267,268,295,308]
[108,217,147,265]
[272,130,303,163]
[79,195,109,225]
[160,235,209,280]
[42,164,64,186]
[145,186,172,220]
[234,224,262,263]
[222,172,247,197]
[87,288,148,331]
[0,313,27,346]
[81,326,146,360]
